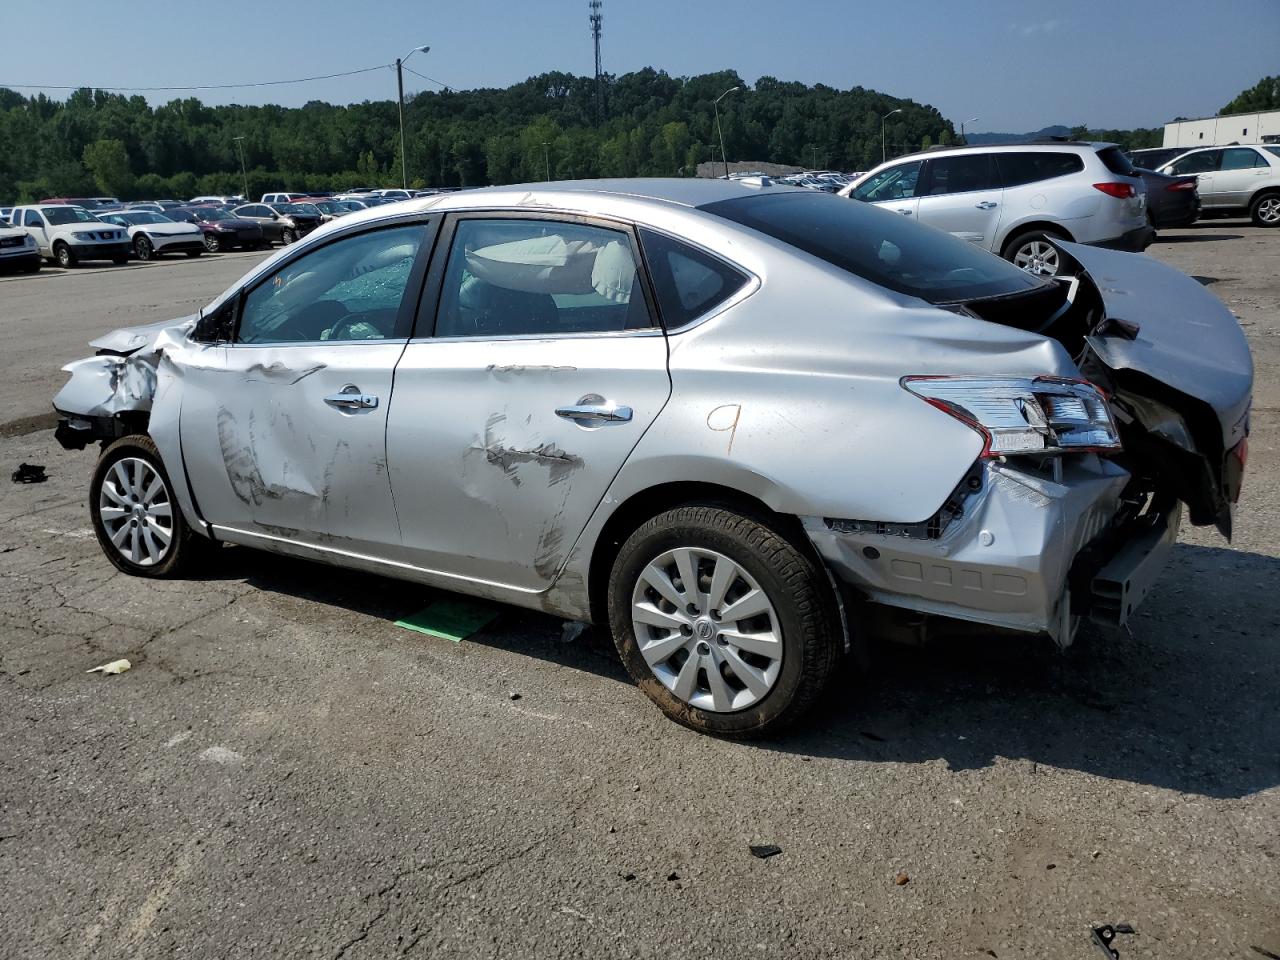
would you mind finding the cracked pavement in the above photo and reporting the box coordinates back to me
[1,222,1278,959]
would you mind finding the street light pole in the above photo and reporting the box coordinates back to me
[881,108,902,165]
[395,45,430,190]
[713,85,741,179]
[232,136,248,201]
[542,141,551,181]
[960,116,978,145]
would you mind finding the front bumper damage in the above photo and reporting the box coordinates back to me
[804,456,1178,646]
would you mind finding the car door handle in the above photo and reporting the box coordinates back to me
[324,392,378,410]
[555,395,633,424]
[975,201,999,209]
[895,208,913,216]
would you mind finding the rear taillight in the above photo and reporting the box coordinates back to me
[1093,182,1137,200]
[902,376,1122,457]
[1165,180,1197,192]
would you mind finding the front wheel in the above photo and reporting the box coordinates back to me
[204,233,222,253]
[1002,229,1073,277]
[1250,192,1280,227]
[133,235,154,261]
[54,243,76,269]
[608,504,842,737]
[89,436,205,578]
[281,227,297,244]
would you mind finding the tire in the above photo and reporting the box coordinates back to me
[133,235,154,261]
[1249,191,1280,228]
[54,242,76,269]
[607,504,842,737]
[204,234,221,253]
[21,259,40,274]
[1001,229,1074,277]
[89,436,206,578]
[185,250,203,258]
[281,227,297,245]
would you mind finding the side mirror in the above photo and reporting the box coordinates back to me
[270,213,280,220]
[190,299,236,344]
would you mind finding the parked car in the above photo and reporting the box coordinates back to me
[50,180,1252,736]
[310,199,360,219]
[9,204,131,267]
[840,141,1152,276]
[0,220,41,272]
[168,206,266,252]
[1158,144,1280,227]
[96,211,205,260]
[0,206,13,224]
[127,200,185,213]
[1133,168,1200,229]
[287,201,339,224]
[231,202,322,243]
[39,197,117,210]
[372,188,413,201]
[1127,147,1190,171]
[190,196,244,206]
[261,192,310,204]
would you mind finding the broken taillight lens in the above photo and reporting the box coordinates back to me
[902,376,1122,457]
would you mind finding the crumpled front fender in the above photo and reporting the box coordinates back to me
[54,354,158,419]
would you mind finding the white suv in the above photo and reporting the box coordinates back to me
[839,142,1152,276]
[1158,144,1280,227]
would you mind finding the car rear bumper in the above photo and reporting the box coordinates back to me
[803,457,1177,644]
[1087,225,1155,252]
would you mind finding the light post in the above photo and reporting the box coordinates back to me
[881,108,902,164]
[542,141,551,181]
[960,116,978,145]
[232,136,248,201]
[713,85,741,179]
[395,44,430,189]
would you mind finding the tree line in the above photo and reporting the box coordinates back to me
[0,69,958,201]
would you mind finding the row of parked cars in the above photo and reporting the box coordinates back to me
[836,138,1280,276]
[0,188,448,272]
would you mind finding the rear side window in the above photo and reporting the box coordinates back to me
[1169,151,1220,175]
[24,210,42,227]
[1095,147,1135,176]
[639,229,750,329]
[923,154,999,195]
[1221,147,1267,170]
[995,152,1085,186]
[1266,147,1280,161]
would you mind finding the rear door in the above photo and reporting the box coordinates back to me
[1168,149,1224,206]
[914,153,1003,249]
[384,212,671,591]
[1215,147,1271,206]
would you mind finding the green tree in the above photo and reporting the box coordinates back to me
[1221,76,1280,115]
[82,138,134,196]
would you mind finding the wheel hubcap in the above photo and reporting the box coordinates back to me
[98,457,174,567]
[1013,240,1060,276]
[630,547,783,713]
[1260,199,1280,222]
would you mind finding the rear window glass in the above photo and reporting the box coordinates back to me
[924,154,999,195]
[701,191,1044,304]
[996,152,1084,186]
[639,229,750,328]
[1095,147,1135,176]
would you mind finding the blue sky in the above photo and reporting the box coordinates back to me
[1,0,1275,131]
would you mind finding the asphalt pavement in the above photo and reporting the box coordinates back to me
[0,223,1277,959]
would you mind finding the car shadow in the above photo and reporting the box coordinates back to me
[193,542,1277,799]
[1154,233,1244,243]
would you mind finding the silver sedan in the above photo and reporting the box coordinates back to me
[52,179,1253,736]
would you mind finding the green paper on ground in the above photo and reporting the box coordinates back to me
[395,599,500,642]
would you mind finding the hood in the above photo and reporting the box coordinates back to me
[142,222,201,236]
[89,315,197,355]
[1061,240,1253,452]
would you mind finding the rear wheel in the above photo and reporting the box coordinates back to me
[281,227,297,244]
[54,242,76,269]
[133,235,154,261]
[203,233,222,253]
[608,504,842,737]
[1250,191,1280,227]
[89,436,205,578]
[1003,229,1074,276]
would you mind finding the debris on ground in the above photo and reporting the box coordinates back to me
[86,658,131,675]
[749,844,783,859]
[10,463,47,484]
[395,598,499,642]
[894,872,910,886]
[561,621,588,643]
[509,692,522,701]
[1090,923,1136,959]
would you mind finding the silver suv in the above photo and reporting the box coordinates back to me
[1158,144,1280,227]
[840,142,1153,276]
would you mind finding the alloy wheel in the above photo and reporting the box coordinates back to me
[1258,197,1280,224]
[204,234,221,252]
[1013,239,1060,276]
[134,236,153,260]
[630,547,783,712]
[97,457,174,567]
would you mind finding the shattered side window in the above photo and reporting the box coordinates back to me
[237,225,425,344]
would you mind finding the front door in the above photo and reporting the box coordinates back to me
[385,213,671,592]
[1169,149,1223,207]
[915,154,1004,250]
[22,209,49,256]
[179,221,435,555]
[852,160,924,222]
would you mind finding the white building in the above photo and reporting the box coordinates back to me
[1163,110,1280,148]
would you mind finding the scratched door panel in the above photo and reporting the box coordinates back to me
[179,342,405,554]
[384,334,671,591]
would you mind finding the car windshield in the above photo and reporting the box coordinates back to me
[275,203,309,214]
[43,207,100,225]
[701,190,1045,304]
[123,212,173,225]
[194,207,234,221]
[291,203,322,215]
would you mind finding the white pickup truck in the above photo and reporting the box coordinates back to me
[9,204,132,268]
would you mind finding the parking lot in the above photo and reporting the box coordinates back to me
[1,221,1278,959]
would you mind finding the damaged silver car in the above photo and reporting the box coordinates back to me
[52,180,1252,736]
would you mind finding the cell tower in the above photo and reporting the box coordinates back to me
[589,0,603,123]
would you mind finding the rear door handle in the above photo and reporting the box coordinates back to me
[324,391,378,410]
[555,394,632,425]
[975,201,999,210]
